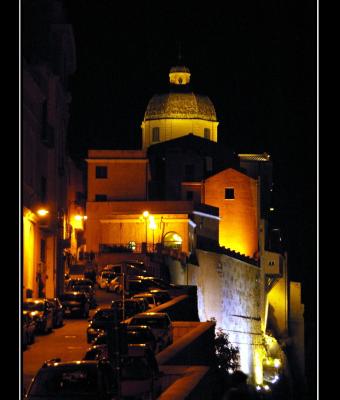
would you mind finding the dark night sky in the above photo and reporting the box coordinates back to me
[63,1,317,308]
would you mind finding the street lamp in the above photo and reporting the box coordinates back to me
[149,215,156,252]
[142,211,149,251]
[37,208,49,217]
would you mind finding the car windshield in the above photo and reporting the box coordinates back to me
[127,331,153,344]
[60,294,83,301]
[29,365,99,396]
[134,295,154,305]
[69,279,93,287]
[23,302,45,311]
[71,286,91,292]
[130,317,168,329]
[94,309,119,321]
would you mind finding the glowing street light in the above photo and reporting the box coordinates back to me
[149,215,156,252]
[37,208,49,217]
[142,211,149,250]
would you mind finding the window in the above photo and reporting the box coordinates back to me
[95,166,107,179]
[95,194,107,202]
[204,128,211,140]
[184,164,195,181]
[225,188,235,199]
[163,231,183,250]
[186,191,194,200]
[152,127,160,142]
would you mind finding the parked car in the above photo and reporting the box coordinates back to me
[24,359,118,399]
[47,298,64,328]
[22,311,36,348]
[87,308,124,343]
[122,260,148,276]
[83,344,109,361]
[22,299,54,334]
[131,292,158,309]
[127,312,174,351]
[70,285,97,308]
[105,261,147,277]
[140,276,189,296]
[111,298,145,319]
[126,325,158,353]
[66,278,95,290]
[59,291,91,318]
[106,276,121,293]
[82,344,162,399]
[97,271,117,290]
[120,344,162,399]
[90,325,157,353]
[102,264,122,273]
[124,279,150,297]
[67,263,86,280]
[148,289,172,305]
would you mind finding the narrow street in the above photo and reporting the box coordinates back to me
[22,287,120,393]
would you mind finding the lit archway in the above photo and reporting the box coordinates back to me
[163,231,183,250]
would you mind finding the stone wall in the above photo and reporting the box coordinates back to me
[165,249,264,382]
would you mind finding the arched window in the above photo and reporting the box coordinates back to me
[152,127,160,142]
[162,231,183,250]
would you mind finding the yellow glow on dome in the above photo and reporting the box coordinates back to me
[169,71,191,85]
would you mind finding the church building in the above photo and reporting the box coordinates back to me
[84,63,304,385]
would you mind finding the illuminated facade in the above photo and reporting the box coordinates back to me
[22,0,80,298]
[203,168,259,258]
[83,64,304,386]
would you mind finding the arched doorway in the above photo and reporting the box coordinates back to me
[162,231,183,250]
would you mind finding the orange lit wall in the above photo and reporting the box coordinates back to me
[204,168,258,258]
[87,150,148,201]
[85,201,192,253]
[23,208,39,298]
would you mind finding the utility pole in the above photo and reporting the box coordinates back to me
[107,305,121,399]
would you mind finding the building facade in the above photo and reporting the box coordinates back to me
[82,63,304,385]
[22,0,82,298]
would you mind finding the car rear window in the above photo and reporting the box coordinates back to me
[127,331,153,344]
[23,302,45,311]
[130,317,169,329]
[29,365,99,396]
[60,293,84,301]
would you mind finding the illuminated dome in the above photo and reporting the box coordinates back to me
[145,65,217,122]
[144,92,217,121]
[141,64,219,150]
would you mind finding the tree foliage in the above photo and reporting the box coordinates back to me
[214,327,240,374]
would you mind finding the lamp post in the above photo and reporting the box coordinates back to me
[142,211,149,252]
[36,207,65,297]
[149,215,156,252]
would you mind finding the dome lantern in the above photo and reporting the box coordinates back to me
[169,65,191,85]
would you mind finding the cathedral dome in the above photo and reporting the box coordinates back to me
[144,65,217,122]
[144,92,217,121]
